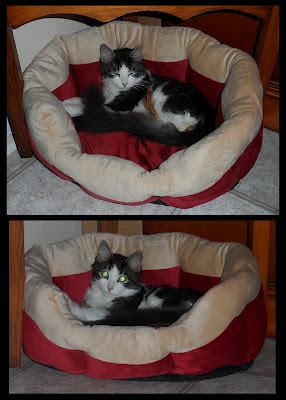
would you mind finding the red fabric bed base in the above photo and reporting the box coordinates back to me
[22,286,266,379]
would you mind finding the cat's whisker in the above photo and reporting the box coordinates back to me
[134,83,148,89]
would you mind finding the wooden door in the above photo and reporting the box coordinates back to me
[143,220,248,244]
[9,220,25,367]
[162,11,260,55]
[248,221,276,338]
[82,220,142,236]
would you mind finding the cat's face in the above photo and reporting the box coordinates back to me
[91,240,143,297]
[99,44,147,91]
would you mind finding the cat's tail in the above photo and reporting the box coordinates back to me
[83,307,189,327]
[73,85,213,147]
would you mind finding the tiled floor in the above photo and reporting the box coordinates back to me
[9,338,275,394]
[7,129,278,392]
[7,128,279,215]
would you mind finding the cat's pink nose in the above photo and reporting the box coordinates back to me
[107,287,113,292]
[122,82,127,87]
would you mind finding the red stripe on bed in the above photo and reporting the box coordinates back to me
[22,286,266,378]
[52,267,220,307]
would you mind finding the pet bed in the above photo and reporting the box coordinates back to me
[22,21,263,208]
[23,232,267,380]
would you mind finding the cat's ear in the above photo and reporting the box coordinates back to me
[96,240,112,262]
[100,44,115,63]
[130,44,143,62]
[126,251,142,273]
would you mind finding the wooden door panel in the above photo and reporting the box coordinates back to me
[9,221,25,367]
[82,220,142,235]
[143,220,248,244]
[163,11,260,56]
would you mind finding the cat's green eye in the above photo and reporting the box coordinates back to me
[101,271,109,279]
[118,275,127,283]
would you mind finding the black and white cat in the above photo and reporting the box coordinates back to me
[62,44,215,147]
[63,240,201,327]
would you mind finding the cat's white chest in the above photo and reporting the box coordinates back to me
[102,81,121,104]
[84,284,114,309]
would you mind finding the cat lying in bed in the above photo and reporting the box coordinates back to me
[62,44,215,147]
[64,240,202,327]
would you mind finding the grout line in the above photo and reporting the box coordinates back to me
[178,381,197,393]
[7,157,36,182]
[231,189,279,215]
[243,369,276,379]
[9,361,35,379]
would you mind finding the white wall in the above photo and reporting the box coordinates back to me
[24,221,82,252]
[13,18,89,73]
[8,18,89,156]
[7,118,15,156]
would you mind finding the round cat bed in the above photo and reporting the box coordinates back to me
[22,21,263,209]
[23,232,267,380]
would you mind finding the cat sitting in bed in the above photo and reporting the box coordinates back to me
[64,240,202,327]
[62,44,215,147]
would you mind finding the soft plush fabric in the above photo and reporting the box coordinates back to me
[23,232,267,379]
[22,21,263,208]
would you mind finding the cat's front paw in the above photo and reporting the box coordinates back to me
[63,292,110,322]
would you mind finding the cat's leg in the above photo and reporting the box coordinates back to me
[61,97,84,117]
[160,112,198,132]
[137,288,164,309]
[132,99,149,114]
[151,86,198,132]
[63,292,109,322]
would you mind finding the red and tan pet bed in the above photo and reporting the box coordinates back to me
[22,21,263,208]
[23,232,267,380]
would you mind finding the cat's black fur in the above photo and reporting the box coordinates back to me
[73,45,215,147]
[90,307,190,327]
